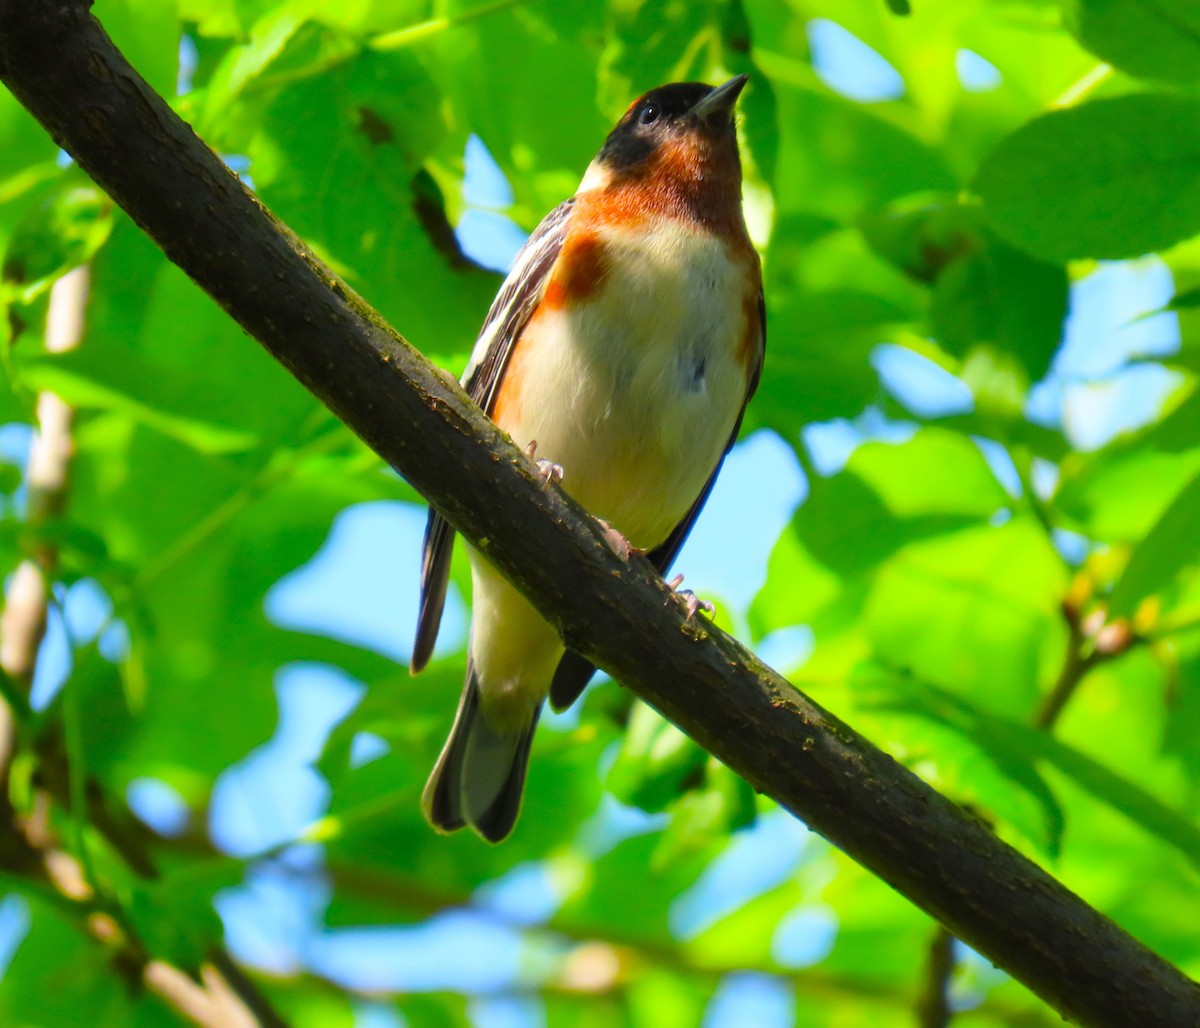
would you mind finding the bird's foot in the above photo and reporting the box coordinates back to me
[525,440,564,486]
[666,573,715,620]
[536,458,564,485]
[595,517,641,560]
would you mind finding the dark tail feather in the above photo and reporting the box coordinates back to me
[549,650,597,712]
[422,669,474,834]
[412,513,454,674]
[472,711,539,843]
[422,665,540,843]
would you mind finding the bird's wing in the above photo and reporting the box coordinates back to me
[549,285,766,711]
[411,199,575,673]
[461,199,576,412]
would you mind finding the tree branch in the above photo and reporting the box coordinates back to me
[1,2,1197,1024]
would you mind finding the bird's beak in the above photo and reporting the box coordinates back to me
[690,74,749,120]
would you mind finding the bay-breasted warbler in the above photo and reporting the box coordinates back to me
[412,75,764,842]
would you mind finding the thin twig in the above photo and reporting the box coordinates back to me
[0,265,88,788]
[1034,605,1096,731]
[0,266,88,689]
[916,926,956,1028]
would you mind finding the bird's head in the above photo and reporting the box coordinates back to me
[581,75,749,199]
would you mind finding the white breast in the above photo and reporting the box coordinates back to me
[498,220,752,550]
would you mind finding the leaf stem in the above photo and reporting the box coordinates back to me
[1010,444,1069,569]
[134,414,348,592]
[1053,63,1113,108]
[369,0,530,52]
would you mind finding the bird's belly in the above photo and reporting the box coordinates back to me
[494,227,752,550]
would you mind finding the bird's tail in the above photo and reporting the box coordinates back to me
[421,663,540,843]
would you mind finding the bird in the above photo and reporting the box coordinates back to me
[412,75,764,843]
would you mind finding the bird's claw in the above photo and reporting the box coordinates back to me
[536,458,564,485]
[525,440,564,486]
[666,573,714,620]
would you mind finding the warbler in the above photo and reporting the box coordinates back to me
[412,75,764,842]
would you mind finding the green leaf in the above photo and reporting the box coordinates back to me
[817,854,931,985]
[2,179,113,296]
[425,0,609,216]
[931,234,1068,383]
[864,670,1066,854]
[1146,389,1200,452]
[606,704,708,813]
[751,429,1015,637]
[1037,721,1200,872]
[0,895,177,1027]
[772,83,958,225]
[859,195,978,285]
[18,349,260,454]
[81,219,321,445]
[627,969,714,1028]
[1168,285,1200,310]
[393,993,470,1028]
[0,91,60,219]
[1057,447,1200,540]
[1163,650,1200,784]
[756,288,912,426]
[93,0,181,99]
[975,95,1200,262]
[868,674,1200,868]
[556,832,712,946]
[1108,467,1200,617]
[269,986,356,1028]
[805,429,1010,569]
[688,879,806,968]
[651,762,757,869]
[860,194,1069,383]
[864,519,1064,717]
[236,30,497,359]
[1065,0,1200,83]
[195,6,308,119]
[127,859,239,970]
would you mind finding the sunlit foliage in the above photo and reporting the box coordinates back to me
[1,0,1199,1024]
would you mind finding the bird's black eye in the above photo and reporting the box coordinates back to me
[639,102,660,126]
